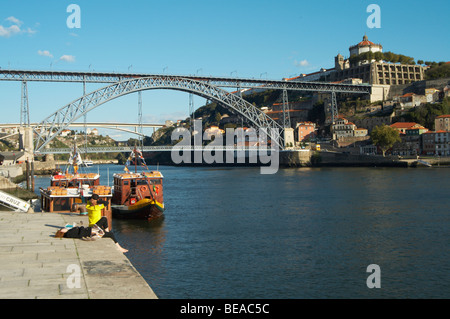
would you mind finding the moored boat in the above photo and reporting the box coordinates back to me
[39,143,112,217]
[82,160,94,167]
[111,148,165,221]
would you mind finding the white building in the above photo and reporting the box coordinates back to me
[349,35,383,63]
[332,117,368,140]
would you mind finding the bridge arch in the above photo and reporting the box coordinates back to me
[33,76,284,152]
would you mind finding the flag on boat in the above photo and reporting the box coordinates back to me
[123,148,147,171]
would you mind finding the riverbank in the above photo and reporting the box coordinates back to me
[0,210,158,299]
[144,149,450,168]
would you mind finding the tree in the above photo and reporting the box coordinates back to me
[370,125,401,157]
[374,51,384,62]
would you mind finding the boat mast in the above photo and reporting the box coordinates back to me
[134,145,137,174]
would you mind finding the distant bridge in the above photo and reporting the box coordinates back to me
[36,145,279,155]
[0,122,164,128]
[0,122,164,137]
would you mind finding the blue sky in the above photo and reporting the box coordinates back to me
[0,0,448,140]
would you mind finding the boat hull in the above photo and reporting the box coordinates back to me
[112,200,164,220]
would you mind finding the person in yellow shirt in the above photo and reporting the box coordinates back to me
[86,194,108,228]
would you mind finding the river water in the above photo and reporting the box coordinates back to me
[35,164,450,299]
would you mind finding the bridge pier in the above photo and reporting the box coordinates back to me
[18,126,34,161]
[283,128,295,148]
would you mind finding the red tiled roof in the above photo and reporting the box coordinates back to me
[390,122,418,129]
[358,40,375,46]
[436,114,450,118]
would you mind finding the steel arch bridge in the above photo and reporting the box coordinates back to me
[33,76,284,153]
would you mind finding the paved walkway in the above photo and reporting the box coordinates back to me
[0,210,158,299]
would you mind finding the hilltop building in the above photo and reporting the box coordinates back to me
[348,35,383,62]
[291,35,427,86]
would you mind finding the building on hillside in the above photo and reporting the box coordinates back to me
[425,88,441,103]
[353,111,396,133]
[393,125,429,156]
[332,117,368,140]
[399,93,426,109]
[444,85,450,98]
[0,152,26,165]
[204,126,225,140]
[332,118,356,139]
[86,128,99,136]
[60,129,72,137]
[390,122,422,134]
[354,128,369,137]
[422,131,450,156]
[360,144,378,155]
[435,114,450,131]
[296,122,316,143]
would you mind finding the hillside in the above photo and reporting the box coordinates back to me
[49,134,120,161]
[0,131,121,161]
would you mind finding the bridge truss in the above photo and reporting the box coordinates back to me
[33,76,285,153]
[1,69,372,153]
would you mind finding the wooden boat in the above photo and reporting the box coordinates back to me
[111,148,165,221]
[39,144,112,219]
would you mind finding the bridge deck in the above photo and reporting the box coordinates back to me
[0,69,371,93]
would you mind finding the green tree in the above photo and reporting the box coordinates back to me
[425,63,450,80]
[374,51,384,62]
[370,125,401,157]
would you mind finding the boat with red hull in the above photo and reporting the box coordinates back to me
[111,148,165,221]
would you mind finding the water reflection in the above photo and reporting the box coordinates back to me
[33,165,450,298]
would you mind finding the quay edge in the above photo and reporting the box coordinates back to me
[0,210,158,299]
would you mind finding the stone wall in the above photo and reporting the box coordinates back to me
[0,166,23,178]
[0,176,19,189]
[18,160,56,174]
[279,150,311,167]
[388,77,450,98]
[315,151,406,167]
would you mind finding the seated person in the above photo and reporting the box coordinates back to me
[86,194,108,227]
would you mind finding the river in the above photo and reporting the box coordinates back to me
[35,164,450,298]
